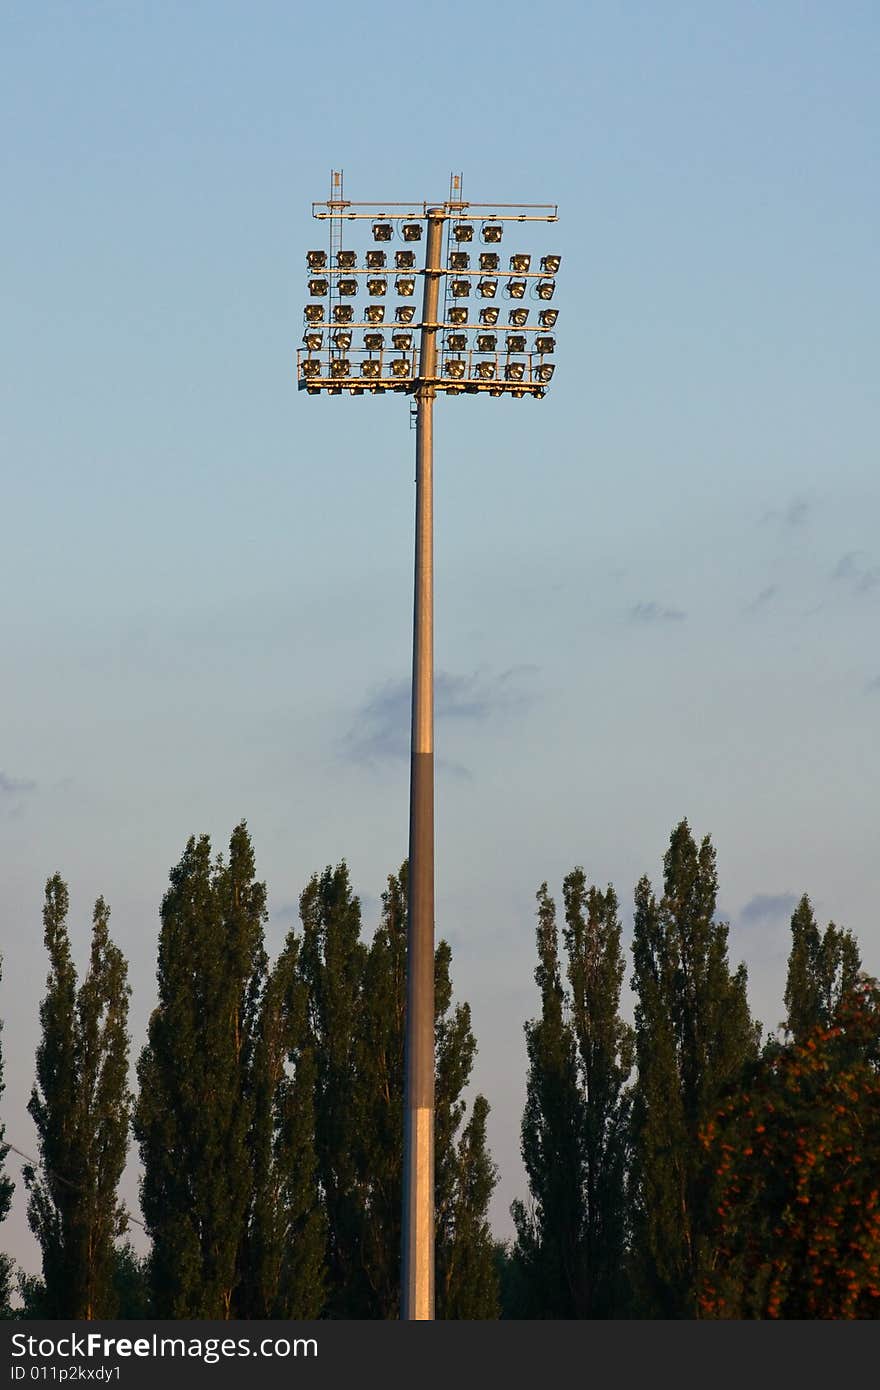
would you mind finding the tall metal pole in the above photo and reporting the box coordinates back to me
[401,207,444,1321]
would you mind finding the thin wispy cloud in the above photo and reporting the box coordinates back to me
[0,771,36,796]
[630,601,686,623]
[739,892,798,926]
[832,551,880,593]
[746,584,778,613]
[761,497,810,528]
[343,666,540,770]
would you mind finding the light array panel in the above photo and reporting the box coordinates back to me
[298,189,559,396]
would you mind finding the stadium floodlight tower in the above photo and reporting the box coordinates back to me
[297,171,560,1321]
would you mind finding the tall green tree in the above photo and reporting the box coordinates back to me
[25,878,131,1318]
[0,958,15,1317]
[235,932,325,1318]
[512,884,587,1317]
[784,894,861,1042]
[134,823,267,1317]
[629,821,759,1317]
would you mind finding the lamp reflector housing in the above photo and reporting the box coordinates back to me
[337,278,358,296]
[366,250,387,269]
[308,278,329,296]
[396,276,416,296]
[536,279,556,300]
[392,332,413,350]
[538,308,558,328]
[332,330,352,349]
[305,304,325,323]
[446,333,467,351]
[396,305,416,324]
[509,254,531,272]
[364,332,385,350]
[507,279,526,299]
[508,308,529,327]
[535,336,556,354]
[453,222,474,242]
[477,278,498,297]
[449,251,470,271]
[541,254,561,274]
[505,361,525,382]
[506,334,526,353]
[367,278,387,296]
[336,250,357,269]
[479,252,500,271]
[390,358,410,376]
[365,304,386,323]
[451,279,471,297]
[481,222,503,243]
[333,304,354,323]
[447,306,468,325]
[362,359,381,378]
[402,222,423,241]
[303,331,323,351]
[446,358,466,379]
[372,222,393,241]
[395,250,416,269]
[306,250,327,270]
[479,306,500,325]
[330,359,351,378]
[301,359,321,378]
[475,361,496,380]
[535,363,555,383]
[476,334,497,352]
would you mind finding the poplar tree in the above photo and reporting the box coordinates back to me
[134,823,267,1317]
[0,959,14,1317]
[783,894,861,1042]
[629,821,759,1317]
[512,884,587,1316]
[25,878,131,1318]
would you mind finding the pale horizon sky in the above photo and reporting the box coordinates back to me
[2,1,878,1277]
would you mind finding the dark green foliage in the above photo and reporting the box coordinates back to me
[0,958,14,1318]
[629,821,760,1317]
[134,824,268,1318]
[25,879,131,1319]
[784,894,861,1042]
[18,1243,151,1320]
[513,874,632,1317]
[236,934,325,1317]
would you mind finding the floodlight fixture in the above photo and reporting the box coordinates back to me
[538,308,558,328]
[446,333,467,351]
[479,252,500,272]
[506,334,526,353]
[402,222,423,241]
[392,332,413,350]
[451,279,471,297]
[307,250,327,270]
[367,278,388,296]
[337,249,357,269]
[445,357,466,379]
[362,360,382,378]
[449,251,470,271]
[477,278,498,298]
[305,304,325,323]
[453,222,473,241]
[338,278,358,296]
[303,331,323,351]
[396,276,416,296]
[535,363,555,383]
[541,254,561,274]
[536,279,556,300]
[447,306,468,325]
[507,279,526,299]
[330,359,351,378]
[505,361,525,381]
[308,278,329,296]
[508,308,529,327]
[372,221,393,241]
[365,304,386,323]
[366,250,387,269]
[333,304,354,323]
[396,249,416,269]
[396,305,416,324]
[332,330,353,349]
[390,358,410,377]
[301,358,321,378]
[481,222,503,243]
[475,361,496,380]
[364,332,385,350]
[535,336,556,354]
[479,306,500,325]
[509,253,531,273]
[476,334,497,352]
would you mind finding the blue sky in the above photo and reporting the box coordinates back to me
[2,1,878,1271]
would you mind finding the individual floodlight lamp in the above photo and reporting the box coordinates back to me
[393,331,413,350]
[332,329,353,349]
[479,252,500,271]
[396,277,416,296]
[338,278,358,296]
[535,336,556,353]
[337,249,357,269]
[330,359,351,377]
[364,332,385,349]
[505,360,525,381]
[508,308,529,327]
[365,304,386,323]
[481,221,503,243]
[536,280,556,300]
[535,363,555,383]
[477,279,498,297]
[367,278,388,296]
[301,358,321,377]
[452,222,473,241]
[445,357,466,379]
[308,278,329,296]
[333,304,354,323]
[390,357,410,376]
[479,306,500,325]
[372,221,393,241]
[509,253,531,272]
[367,250,387,269]
[506,334,526,353]
[396,305,416,324]
[538,308,558,328]
[396,249,416,269]
[541,254,561,274]
[362,359,382,378]
[303,331,323,350]
[450,279,471,297]
[507,279,526,299]
[445,333,467,351]
[476,333,497,352]
[305,304,325,323]
[402,222,422,241]
[475,361,496,379]
[447,306,468,325]
[449,251,470,271]
[307,250,327,270]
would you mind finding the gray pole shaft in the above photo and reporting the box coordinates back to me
[401,208,444,1321]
